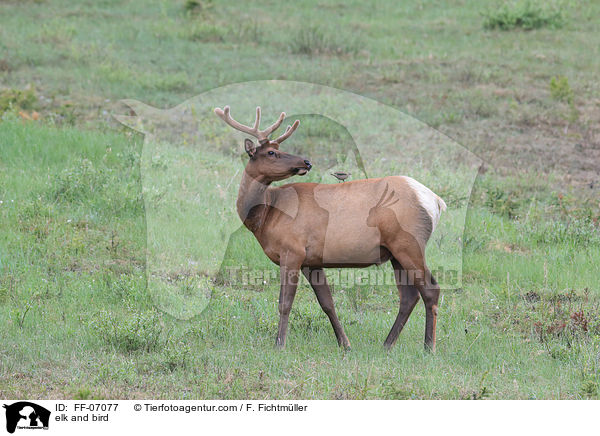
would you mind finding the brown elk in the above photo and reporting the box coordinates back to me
[214,106,446,351]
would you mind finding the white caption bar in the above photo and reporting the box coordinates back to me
[0,400,595,435]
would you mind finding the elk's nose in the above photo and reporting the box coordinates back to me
[304,160,312,170]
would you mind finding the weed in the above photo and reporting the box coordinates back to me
[182,22,225,43]
[546,344,570,360]
[254,311,278,336]
[581,379,598,397]
[530,218,600,246]
[484,186,520,218]
[154,72,191,92]
[53,159,106,203]
[161,339,192,372]
[90,309,164,353]
[483,1,565,30]
[288,26,359,56]
[12,303,33,329]
[183,0,212,15]
[580,361,599,398]
[378,377,419,399]
[346,285,372,313]
[231,20,264,44]
[0,86,37,114]
[0,59,12,72]
[37,22,76,45]
[47,102,77,126]
[73,387,95,400]
[549,75,574,105]
[469,371,492,399]
[290,305,326,335]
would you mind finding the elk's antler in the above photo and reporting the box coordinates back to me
[214,106,299,144]
[272,120,300,144]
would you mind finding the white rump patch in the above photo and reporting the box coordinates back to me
[403,177,447,231]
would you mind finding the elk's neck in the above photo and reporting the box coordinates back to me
[237,171,272,233]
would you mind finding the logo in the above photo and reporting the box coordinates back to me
[2,402,50,434]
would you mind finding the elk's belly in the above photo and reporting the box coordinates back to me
[303,215,389,267]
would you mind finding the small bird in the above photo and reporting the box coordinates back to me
[331,171,351,182]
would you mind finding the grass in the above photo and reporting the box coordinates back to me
[0,0,599,399]
[1,119,598,399]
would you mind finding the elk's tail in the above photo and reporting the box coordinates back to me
[426,193,446,232]
[404,177,447,233]
[436,194,447,213]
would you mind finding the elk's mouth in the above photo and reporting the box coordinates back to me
[293,167,309,176]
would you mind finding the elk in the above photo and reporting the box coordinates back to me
[214,106,446,351]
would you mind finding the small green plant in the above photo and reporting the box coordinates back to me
[90,309,164,353]
[581,379,598,397]
[231,20,264,44]
[485,186,520,218]
[154,72,191,92]
[0,86,37,114]
[483,1,565,30]
[12,303,33,329]
[378,377,419,399]
[48,102,77,125]
[546,344,570,360]
[470,371,492,399]
[288,26,359,56]
[346,285,372,313]
[531,218,600,246]
[161,339,192,372]
[182,22,224,43]
[290,305,325,335]
[73,387,93,400]
[549,75,574,105]
[183,0,212,15]
[53,159,106,203]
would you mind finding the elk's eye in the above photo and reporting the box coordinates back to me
[268,151,275,156]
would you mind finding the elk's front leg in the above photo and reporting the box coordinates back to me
[275,255,303,348]
[302,267,351,349]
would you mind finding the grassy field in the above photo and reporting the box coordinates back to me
[1,0,599,399]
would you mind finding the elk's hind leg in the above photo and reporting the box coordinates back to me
[302,267,351,349]
[383,258,420,350]
[388,248,440,352]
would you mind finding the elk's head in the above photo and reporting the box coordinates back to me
[215,106,311,183]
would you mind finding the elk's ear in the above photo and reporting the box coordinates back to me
[244,138,257,158]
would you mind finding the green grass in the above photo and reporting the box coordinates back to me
[0,0,599,399]
[1,120,598,399]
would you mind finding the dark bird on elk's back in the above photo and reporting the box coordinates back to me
[331,171,351,182]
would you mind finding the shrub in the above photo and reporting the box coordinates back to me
[231,20,263,44]
[549,75,574,104]
[90,309,164,353]
[530,218,600,246]
[484,186,520,218]
[0,86,37,114]
[483,1,565,30]
[289,26,359,56]
[289,305,326,335]
[182,22,225,43]
[161,339,192,371]
[183,0,212,15]
[53,159,106,203]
